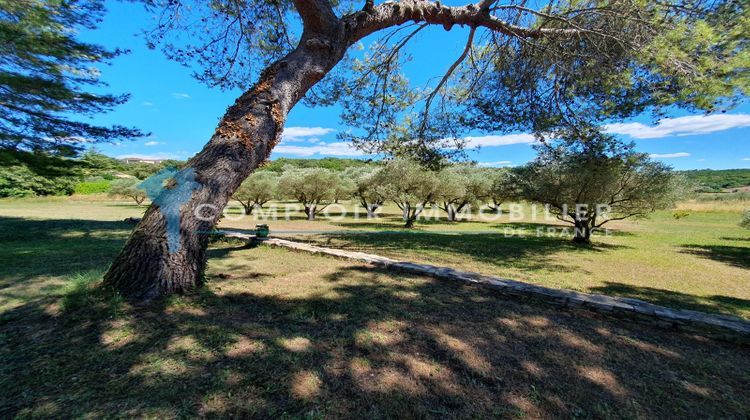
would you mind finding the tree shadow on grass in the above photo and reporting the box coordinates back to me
[0,217,132,306]
[680,244,750,270]
[719,236,750,242]
[492,222,636,238]
[1,259,749,418]
[590,282,750,319]
[332,214,491,230]
[309,229,627,273]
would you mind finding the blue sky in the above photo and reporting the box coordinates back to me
[81,2,750,170]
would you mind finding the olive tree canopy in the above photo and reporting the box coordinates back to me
[515,134,680,243]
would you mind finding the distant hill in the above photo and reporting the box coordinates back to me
[680,169,750,192]
[260,157,375,172]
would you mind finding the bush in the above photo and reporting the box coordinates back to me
[672,210,690,220]
[0,150,79,197]
[0,165,77,197]
[741,210,750,229]
[74,180,111,195]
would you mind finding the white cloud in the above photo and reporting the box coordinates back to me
[478,161,513,167]
[742,158,750,161]
[142,101,154,107]
[273,142,366,157]
[696,158,706,162]
[464,133,538,148]
[650,152,691,158]
[116,153,186,160]
[281,126,336,142]
[56,136,94,143]
[144,141,164,147]
[171,93,191,99]
[605,114,750,139]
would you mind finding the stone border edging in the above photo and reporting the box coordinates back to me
[221,231,750,340]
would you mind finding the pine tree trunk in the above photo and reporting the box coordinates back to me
[104,27,349,301]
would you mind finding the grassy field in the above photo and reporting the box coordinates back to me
[0,198,749,417]
[229,199,750,319]
[1,196,749,319]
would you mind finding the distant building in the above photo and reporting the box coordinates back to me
[120,157,164,165]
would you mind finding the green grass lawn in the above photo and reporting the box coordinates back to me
[0,202,749,417]
[1,196,749,319]
[222,199,750,319]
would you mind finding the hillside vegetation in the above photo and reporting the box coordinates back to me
[681,169,750,192]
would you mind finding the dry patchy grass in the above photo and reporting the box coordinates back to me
[1,237,749,417]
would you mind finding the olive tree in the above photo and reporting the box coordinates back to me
[516,134,679,243]
[436,166,491,221]
[333,175,357,204]
[375,159,438,228]
[345,166,386,217]
[232,171,278,214]
[486,168,518,212]
[104,0,750,300]
[278,167,339,220]
[109,179,147,206]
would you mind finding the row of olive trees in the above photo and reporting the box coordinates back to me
[110,136,680,243]
[229,162,511,225]
[103,137,678,242]
[230,135,680,243]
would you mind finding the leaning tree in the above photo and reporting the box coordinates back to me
[104,0,749,300]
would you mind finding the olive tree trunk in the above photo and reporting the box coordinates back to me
[305,204,317,221]
[104,26,348,300]
[572,218,593,243]
[444,203,457,222]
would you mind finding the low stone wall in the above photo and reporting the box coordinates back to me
[221,231,750,341]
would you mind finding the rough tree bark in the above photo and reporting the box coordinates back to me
[104,0,583,300]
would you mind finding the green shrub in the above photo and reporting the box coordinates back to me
[741,210,750,229]
[0,150,80,197]
[0,165,77,197]
[672,210,690,220]
[74,180,111,194]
